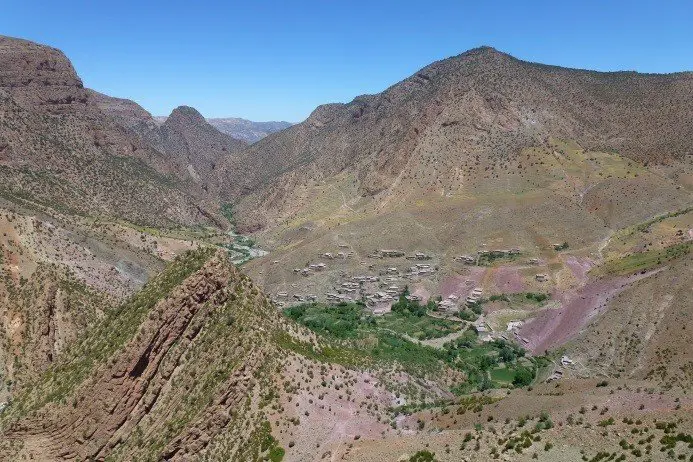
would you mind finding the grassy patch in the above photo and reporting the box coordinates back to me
[633,207,693,234]
[490,366,516,384]
[488,292,549,305]
[378,312,462,340]
[594,241,691,276]
[282,304,539,393]
[477,250,522,266]
[284,303,363,338]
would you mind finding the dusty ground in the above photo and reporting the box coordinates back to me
[518,268,663,355]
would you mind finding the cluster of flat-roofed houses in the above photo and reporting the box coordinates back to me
[455,247,521,265]
[274,265,436,307]
[268,243,572,372]
[273,247,437,305]
[272,244,551,313]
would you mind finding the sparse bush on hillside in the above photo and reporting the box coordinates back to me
[409,450,437,462]
[525,292,548,303]
[554,242,569,251]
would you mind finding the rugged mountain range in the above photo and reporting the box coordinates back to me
[0,36,692,462]
[224,46,692,230]
[0,35,245,401]
[93,96,247,196]
[0,36,221,228]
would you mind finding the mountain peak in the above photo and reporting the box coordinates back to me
[457,45,513,62]
[167,105,206,124]
[0,35,82,89]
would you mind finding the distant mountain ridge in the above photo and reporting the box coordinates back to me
[155,115,292,143]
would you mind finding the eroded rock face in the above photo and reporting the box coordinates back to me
[0,36,86,113]
[0,250,280,461]
[0,35,221,228]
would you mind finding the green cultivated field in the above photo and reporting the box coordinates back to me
[283,301,542,393]
[283,300,461,341]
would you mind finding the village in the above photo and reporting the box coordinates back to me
[267,242,559,371]
[271,247,440,311]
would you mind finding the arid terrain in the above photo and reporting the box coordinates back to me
[154,116,293,144]
[0,35,691,462]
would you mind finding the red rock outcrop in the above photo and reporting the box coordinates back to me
[1,250,280,461]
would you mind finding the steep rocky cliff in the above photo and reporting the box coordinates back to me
[0,35,219,228]
[0,249,283,461]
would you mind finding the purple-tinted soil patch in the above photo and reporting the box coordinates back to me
[518,269,662,355]
[564,256,594,284]
[440,268,485,299]
[493,265,526,293]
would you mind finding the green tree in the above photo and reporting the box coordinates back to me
[512,367,534,387]
[410,450,438,462]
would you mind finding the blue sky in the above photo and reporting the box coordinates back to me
[2,0,692,122]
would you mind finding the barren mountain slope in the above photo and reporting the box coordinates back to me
[223,49,692,341]
[159,106,248,193]
[93,94,248,193]
[87,89,165,151]
[0,35,219,228]
[225,46,693,231]
[567,252,693,387]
